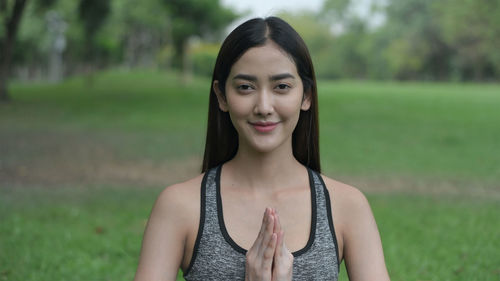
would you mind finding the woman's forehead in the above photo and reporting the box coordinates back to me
[229,42,298,78]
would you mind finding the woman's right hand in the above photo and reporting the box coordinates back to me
[245,208,278,281]
[271,210,293,281]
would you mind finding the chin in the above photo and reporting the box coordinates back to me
[247,138,289,154]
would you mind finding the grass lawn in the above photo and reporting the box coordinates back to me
[1,70,499,280]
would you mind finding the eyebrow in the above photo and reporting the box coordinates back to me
[232,73,296,82]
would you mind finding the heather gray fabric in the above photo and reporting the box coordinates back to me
[183,165,339,281]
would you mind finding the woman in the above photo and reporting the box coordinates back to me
[134,17,390,281]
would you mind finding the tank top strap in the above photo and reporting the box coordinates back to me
[183,165,220,276]
[309,168,340,268]
[204,165,220,230]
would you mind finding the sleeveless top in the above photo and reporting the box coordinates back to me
[183,165,339,280]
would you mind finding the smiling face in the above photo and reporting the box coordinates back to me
[213,42,311,154]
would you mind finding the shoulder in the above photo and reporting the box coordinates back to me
[318,174,375,242]
[153,172,205,221]
[319,174,370,213]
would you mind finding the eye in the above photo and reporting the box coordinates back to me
[238,84,252,90]
[275,83,291,92]
[236,83,255,93]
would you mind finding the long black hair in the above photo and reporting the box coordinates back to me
[202,16,320,172]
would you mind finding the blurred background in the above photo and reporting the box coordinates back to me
[0,0,499,280]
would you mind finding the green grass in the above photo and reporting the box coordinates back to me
[319,81,500,185]
[1,70,499,280]
[0,186,156,281]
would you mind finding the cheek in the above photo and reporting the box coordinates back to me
[225,96,251,122]
[276,95,304,117]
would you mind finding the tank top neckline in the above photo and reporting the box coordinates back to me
[215,164,318,257]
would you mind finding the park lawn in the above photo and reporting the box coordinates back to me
[318,81,500,187]
[1,70,499,280]
[0,186,498,281]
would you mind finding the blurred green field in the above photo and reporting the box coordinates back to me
[1,70,499,280]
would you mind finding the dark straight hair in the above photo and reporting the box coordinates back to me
[201,16,320,173]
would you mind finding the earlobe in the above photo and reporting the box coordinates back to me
[301,90,312,111]
[213,81,228,112]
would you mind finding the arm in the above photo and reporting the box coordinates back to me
[341,188,390,281]
[134,184,191,281]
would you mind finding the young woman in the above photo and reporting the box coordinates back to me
[134,17,390,281]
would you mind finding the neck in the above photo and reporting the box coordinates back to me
[223,140,305,191]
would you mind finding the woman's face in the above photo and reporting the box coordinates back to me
[214,42,311,154]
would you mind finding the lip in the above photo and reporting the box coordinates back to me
[249,121,279,133]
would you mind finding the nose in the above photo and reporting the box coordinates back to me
[253,89,274,116]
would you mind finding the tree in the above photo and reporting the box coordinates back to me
[162,0,237,81]
[78,0,110,73]
[102,0,170,69]
[380,0,452,80]
[437,0,500,80]
[1,0,28,101]
[1,0,58,101]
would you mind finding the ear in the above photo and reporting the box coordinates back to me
[213,80,228,112]
[301,89,312,111]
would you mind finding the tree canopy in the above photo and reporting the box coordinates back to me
[2,0,500,99]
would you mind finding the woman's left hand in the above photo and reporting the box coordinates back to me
[270,209,293,281]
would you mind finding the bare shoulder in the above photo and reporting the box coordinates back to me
[153,173,205,221]
[318,174,375,242]
[320,174,370,212]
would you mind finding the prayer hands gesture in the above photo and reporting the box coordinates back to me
[245,208,294,281]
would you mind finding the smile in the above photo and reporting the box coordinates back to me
[249,121,279,133]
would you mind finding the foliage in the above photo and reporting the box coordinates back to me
[190,42,219,77]
[6,0,500,81]
[78,0,111,64]
[162,0,237,71]
[103,0,170,67]
[437,0,500,80]
[312,0,500,81]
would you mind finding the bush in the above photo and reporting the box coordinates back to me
[190,43,219,77]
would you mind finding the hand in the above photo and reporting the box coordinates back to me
[271,209,293,281]
[245,207,277,281]
[245,208,294,281]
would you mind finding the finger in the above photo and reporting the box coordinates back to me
[263,232,277,269]
[273,209,281,236]
[274,230,284,258]
[258,211,275,256]
[250,208,269,253]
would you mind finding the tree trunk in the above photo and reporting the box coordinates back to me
[0,64,9,101]
[0,0,28,102]
[172,36,192,84]
[181,39,192,84]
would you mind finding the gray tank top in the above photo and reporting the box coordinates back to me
[183,165,339,280]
